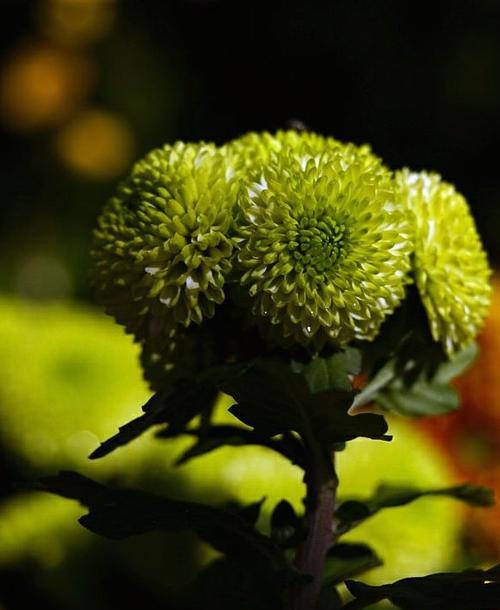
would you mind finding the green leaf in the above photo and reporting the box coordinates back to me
[352,359,396,409]
[294,348,362,393]
[323,543,382,585]
[433,342,478,384]
[40,471,289,572]
[344,564,500,610]
[89,363,249,459]
[220,360,389,447]
[356,287,478,418]
[336,483,495,533]
[374,380,459,416]
[355,341,478,417]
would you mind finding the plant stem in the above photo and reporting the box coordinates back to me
[290,453,338,610]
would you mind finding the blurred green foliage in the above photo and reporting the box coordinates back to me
[0,297,464,601]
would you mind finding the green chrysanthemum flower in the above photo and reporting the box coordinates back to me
[396,169,492,356]
[91,142,238,344]
[234,135,413,350]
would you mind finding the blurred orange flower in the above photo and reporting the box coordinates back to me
[421,275,500,559]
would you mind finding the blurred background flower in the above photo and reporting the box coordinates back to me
[0,1,499,608]
[420,275,500,561]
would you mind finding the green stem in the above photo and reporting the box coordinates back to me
[290,452,338,610]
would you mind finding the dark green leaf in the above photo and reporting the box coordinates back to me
[160,424,306,468]
[294,348,362,393]
[271,500,297,531]
[89,363,249,459]
[344,564,500,610]
[323,543,382,586]
[40,471,289,572]
[167,425,252,464]
[270,500,306,548]
[310,399,391,447]
[220,360,389,447]
[225,498,266,527]
[336,483,495,533]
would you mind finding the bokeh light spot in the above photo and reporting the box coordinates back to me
[37,0,117,47]
[15,254,73,299]
[54,108,135,180]
[0,43,93,131]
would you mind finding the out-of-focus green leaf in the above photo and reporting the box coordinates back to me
[433,342,479,384]
[355,342,478,417]
[344,564,500,610]
[336,483,495,533]
[352,360,396,409]
[374,381,459,416]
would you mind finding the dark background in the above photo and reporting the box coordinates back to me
[1,0,499,305]
[0,1,499,609]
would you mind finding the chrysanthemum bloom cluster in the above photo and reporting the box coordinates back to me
[91,130,491,386]
[396,170,491,356]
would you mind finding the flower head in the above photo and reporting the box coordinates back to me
[397,169,491,355]
[91,142,238,345]
[234,135,413,350]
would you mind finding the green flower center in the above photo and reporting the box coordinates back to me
[288,215,346,277]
